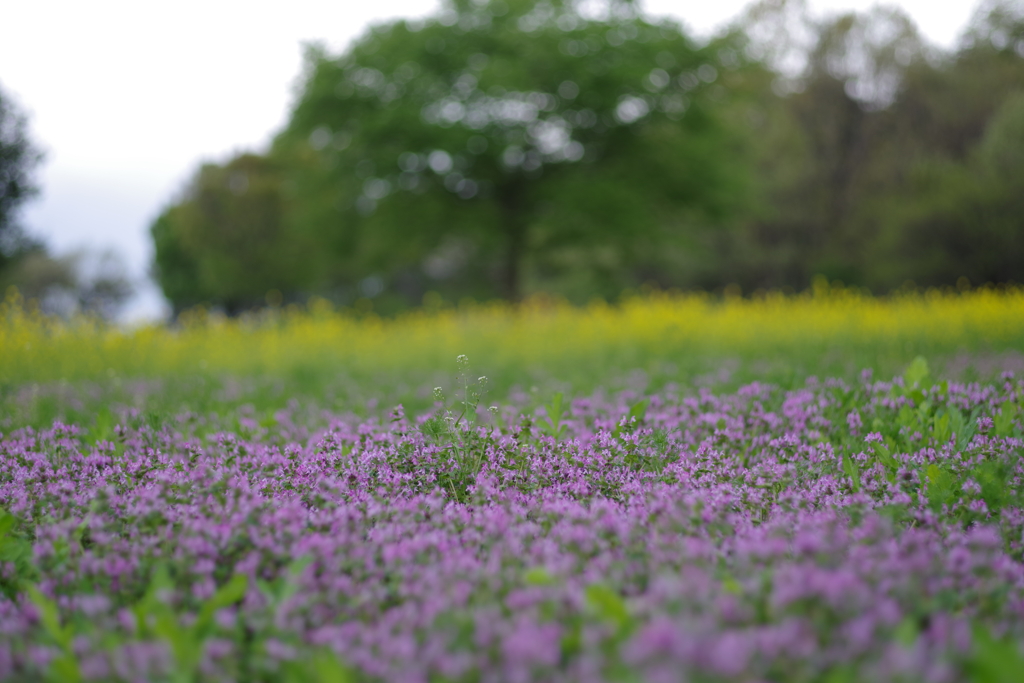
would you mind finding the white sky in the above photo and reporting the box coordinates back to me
[0,0,982,320]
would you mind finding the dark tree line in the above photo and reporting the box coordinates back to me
[724,0,1024,292]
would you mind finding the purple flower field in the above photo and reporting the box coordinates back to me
[2,366,1024,682]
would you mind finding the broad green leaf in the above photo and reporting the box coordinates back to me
[897,404,917,429]
[995,401,1018,437]
[822,665,856,683]
[194,573,248,639]
[258,557,309,606]
[88,409,114,446]
[153,612,200,683]
[312,649,355,683]
[133,564,174,636]
[26,585,71,650]
[47,652,82,683]
[585,584,631,633]
[524,567,556,587]
[904,356,931,390]
[933,412,952,445]
[976,461,1012,513]
[543,392,566,439]
[873,443,897,471]
[627,399,648,423]
[966,623,1024,683]
[948,409,973,450]
[201,573,247,617]
[894,616,918,647]
[0,509,31,570]
[926,464,958,511]
[0,509,15,539]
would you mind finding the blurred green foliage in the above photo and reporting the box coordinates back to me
[151,0,1024,314]
[1,82,133,320]
[152,154,314,314]
[0,81,44,275]
[155,0,752,312]
[725,0,1024,292]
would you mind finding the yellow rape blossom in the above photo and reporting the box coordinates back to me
[2,283,1023,386]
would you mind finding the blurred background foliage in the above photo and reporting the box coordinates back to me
[6,0,1023,319]
[0,83,133,319]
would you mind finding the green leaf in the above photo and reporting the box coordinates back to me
[822,665,856,683]
[152,611,197,679]
[585,584,632,634]
[975,460,1012,514]
[26,585,72,650]
[282,648,355,683]
[523,567,556,587]
[966,623,1024,683]
[995,401,1019,437]
[88,408,114,446]
[0,509,32,574]
[627,399,648,423]
[894,616,919,647]
[872,443,897,471]
[842,452,861,492]
[897,404,917,430]
[948,408,974,450]
[269,555,314,606]
[933,411,952,446]
[47,652,82,683]
[0,509,15,540]
[312,649,355,683]
[903,356,931,390]
[926,464,958,511]
[198,574,247,621]
[420,415,447,442]
[133,564,174,636]
[613,399,648,438]
[543,392,566,439]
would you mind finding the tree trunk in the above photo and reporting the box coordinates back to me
[497,180,526,302]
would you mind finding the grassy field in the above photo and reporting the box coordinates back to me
[1,285,1024,682]
[3,283,1023,430]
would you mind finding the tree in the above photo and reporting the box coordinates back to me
[0,81,43,275]
[720,0,1024,292]
[269,0,753,303]
[1,248,134,319]
[872,90,1024,288]
[151,153,316,314]
[858,0,1024,288]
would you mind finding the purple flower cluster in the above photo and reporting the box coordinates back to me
[1,372,1023,682]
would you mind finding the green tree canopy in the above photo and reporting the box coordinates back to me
[718,0,1024,291]
[271,0,755,304]
[172,0,751,310]
[151,153,315,315]
[152,0,1024,313]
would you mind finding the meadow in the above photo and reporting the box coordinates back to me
[1,285,1024,682]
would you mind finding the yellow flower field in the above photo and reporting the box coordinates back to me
[3,282,1023,390]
